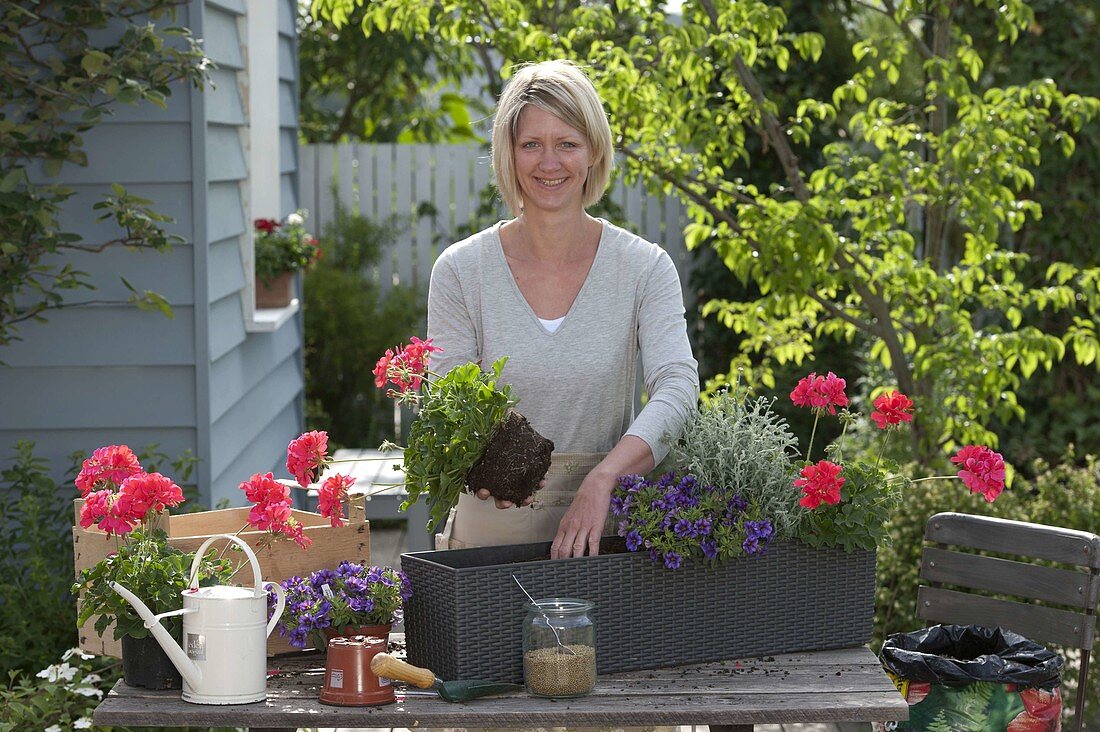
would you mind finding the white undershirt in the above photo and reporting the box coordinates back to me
[537,316,566,333]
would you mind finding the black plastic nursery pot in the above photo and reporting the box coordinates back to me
[402,536,876,684]
[121,633,183,690]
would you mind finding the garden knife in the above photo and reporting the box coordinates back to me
[370,652,522,703]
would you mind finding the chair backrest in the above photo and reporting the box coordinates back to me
[918,511,1100,731]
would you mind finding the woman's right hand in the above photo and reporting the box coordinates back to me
[475,481,544,509]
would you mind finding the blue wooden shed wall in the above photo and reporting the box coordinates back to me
[0,0,304,507]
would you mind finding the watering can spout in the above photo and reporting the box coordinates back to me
[110,581,202,689]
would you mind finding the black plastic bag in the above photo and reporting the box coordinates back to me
[881,624,1063,689]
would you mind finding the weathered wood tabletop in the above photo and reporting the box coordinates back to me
[93,634,907,732]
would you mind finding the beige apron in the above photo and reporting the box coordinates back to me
[436,452,614,550]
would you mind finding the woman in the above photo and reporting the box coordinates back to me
[427,60,699,559]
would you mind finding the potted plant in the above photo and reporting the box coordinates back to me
[273,562,412,651]
[253,210,321,308]
[71,445,232,689]
[373,337,554,531]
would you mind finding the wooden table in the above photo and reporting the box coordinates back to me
[93,635,908,731]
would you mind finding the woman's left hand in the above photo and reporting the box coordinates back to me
[551,471,614,559]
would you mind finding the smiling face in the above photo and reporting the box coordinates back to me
[512,105,593,217]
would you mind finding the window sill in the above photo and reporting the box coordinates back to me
[245,298,300,332]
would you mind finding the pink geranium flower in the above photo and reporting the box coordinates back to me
[240,471,290,505]
[277,519,313,550]
[98,502,138,537]
[75,445,142,495]
[870,390,914,429]
[374,337,442,394]
[790,372,848,415]
[318,474,356,527]
[951,445,1006,502]
[794,460,845,509]
[286,430,329,487]
[79,489,114,530]
[114,472,184,521]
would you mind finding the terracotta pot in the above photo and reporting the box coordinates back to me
[121,634,182,690]
[255,271,294,308]
[319,623,392,652]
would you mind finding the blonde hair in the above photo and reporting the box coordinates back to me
[491,60,614,217]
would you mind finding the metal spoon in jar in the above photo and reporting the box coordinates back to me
[511,575,576,656]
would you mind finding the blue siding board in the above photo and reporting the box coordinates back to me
[280,175,297,213]
[28,123,191,185]
[0,428,196,479]
[29,245,194,306]
[209,312,300,422]
[56,183,193,243]
[207,180,246,242]
[206,68,246,126]
[207,293,247,363]
[206,0,245,14]
[207,125,247,182]
[278,36,296,82]
[100,87,191,124]
[277,0,295,37]
[1,306,195,368]
[280,129,297,174]
[0,366,195,430]
[209,400,299,506]
[208,237,246,303]
[204,6,244,69]
[209,353,302,479]
[279,80,297,127]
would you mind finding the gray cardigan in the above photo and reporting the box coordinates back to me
[426,219,699,464]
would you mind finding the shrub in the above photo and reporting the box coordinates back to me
[303,208,424,447]
[664,387,802,537]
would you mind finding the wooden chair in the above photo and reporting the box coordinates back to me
[918,511,1100,731]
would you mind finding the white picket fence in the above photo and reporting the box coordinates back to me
[298,143,691,295]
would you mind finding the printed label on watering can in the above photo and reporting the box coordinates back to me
[186,633,206,661]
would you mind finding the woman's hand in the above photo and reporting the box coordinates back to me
[551,470,615,559]
[474,481,544,509]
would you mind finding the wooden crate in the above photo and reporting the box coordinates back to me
[72,497,370,658]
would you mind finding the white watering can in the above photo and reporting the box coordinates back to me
[111,533,286,704]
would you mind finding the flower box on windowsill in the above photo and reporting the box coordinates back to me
[401,536,875,684]
[72,498,371,659]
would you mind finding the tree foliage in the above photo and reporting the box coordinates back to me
[0,1,209,348]
[315,0,1100,464]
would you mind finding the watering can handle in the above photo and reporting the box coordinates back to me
[188,533,266,598]
[264,581,286,638]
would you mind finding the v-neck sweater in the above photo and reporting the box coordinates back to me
[426,219,699,463]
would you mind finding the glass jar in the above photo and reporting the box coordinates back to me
[521,597,597,698]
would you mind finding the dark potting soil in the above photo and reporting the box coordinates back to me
[465,409,554,505]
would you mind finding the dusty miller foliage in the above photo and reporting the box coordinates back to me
[667,388,802,537]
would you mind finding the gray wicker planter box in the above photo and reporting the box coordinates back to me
[401,537,875,684]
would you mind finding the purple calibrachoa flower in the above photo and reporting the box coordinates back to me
[275,564,411,649]
[611,471,776,570]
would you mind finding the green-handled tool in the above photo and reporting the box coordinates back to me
[370,652,522,703]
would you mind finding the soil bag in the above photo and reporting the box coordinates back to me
[879,624,1064,731]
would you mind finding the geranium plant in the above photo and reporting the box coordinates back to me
[254,210,321,283]
[373,337,554,531]
[789,371,1006,551]
[610,472,775,569]
[71,445,232,640]
[273,562,412,650]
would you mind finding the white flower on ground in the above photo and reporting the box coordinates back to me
[73,685,103,698]
[73,718,93,729]
[36,663,77,683]
[45,725,62,732]
[62,648,94,662]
